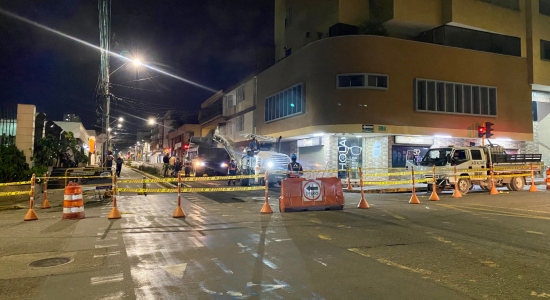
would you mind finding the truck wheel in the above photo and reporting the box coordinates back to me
[456,178,471,194]
[509,177,525,191]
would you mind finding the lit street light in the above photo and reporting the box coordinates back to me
[132,58,142,67]
[148,118,156,125]
[118,117,124,122]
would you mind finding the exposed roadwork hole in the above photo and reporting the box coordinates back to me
[29,257,74,268]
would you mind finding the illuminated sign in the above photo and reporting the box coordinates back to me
[394,136,434,145]
[297,137,321,147]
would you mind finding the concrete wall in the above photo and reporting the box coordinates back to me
[15,104,36,165]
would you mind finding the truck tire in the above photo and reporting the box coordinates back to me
[509,176,525,191]
[456,178,471,194]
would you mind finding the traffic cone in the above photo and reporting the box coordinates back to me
[24,174,38,221]
[173,205,185,218]
[24,208,38,221]
[409,192,420,204]
[108,206,121,219]
[490,180,499,195]
[529,180,538,192]
[429,184,440,201]
[357,168,370,208]
[260,187,273,214]
[40,193,51,209]
[452,183,462,198]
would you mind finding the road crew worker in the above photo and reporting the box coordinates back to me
[287,154,303,178]
[228,159,237,186]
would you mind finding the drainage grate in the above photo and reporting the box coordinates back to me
[29,257,73,268]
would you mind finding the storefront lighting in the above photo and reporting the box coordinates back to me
[434,135,452,138]
[312,133,324,137]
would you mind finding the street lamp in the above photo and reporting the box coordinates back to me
[148,117,156,125]
[132,58,142,67]
[117,123,122,128]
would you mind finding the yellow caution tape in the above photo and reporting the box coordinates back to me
[362,179,430,185]
[0,181,31,186]
[494,165,542,171]
[118,174,264,184]
[117,186,266,193]
[0,191,30,197]
[41,175,112,180]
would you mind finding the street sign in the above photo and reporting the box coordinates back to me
[362,124,374,133]
[303,180,322,201]
[96,133,108,143]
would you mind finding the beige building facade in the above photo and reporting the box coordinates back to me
[258,0,550,171]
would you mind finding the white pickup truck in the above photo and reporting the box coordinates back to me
[408,145,542,194]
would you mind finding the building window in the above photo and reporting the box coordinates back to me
[226,120,233,136]
[541,40,550,60]
[285,7,292,28]
[225,95,235,108]
[265,83,304,123]
[236,115,244,132]
[236,86,245,104]
[337,74,388,89]
[415,79,497,116]
[479,0,519,11]
[541,0,550,16]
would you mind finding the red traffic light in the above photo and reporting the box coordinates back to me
[478,126,486,138]
[183,143,189,150]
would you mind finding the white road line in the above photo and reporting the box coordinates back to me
[90,273,124,285]
[313,258,327,266]
[212,258,234,274]
[189,237,204,247]
[95,244,118,249]
[94,251,121,258]
[160,249,176,265]
[526,231,545,235]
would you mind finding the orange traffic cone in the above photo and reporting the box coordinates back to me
[261,174,273,214]
[357,168,370,209]
[346,170,353,191]
[490,180,499,195]
[529,181,538,192]
[429,184,440,201]
[41,175,51,209]
[452,184,462,198]
[24,174,38,221]
[173,172,186,218]
[409,167,420,204]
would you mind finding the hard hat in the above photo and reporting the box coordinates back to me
[291,153,297,159]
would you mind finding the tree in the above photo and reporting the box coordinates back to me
[33,131,89,167]
[0,144,29,182]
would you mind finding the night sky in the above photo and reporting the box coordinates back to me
[0,0,273,137]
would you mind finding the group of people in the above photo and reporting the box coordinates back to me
[226,153,303,186]
[104,151,124,177]
[162,153,194,177]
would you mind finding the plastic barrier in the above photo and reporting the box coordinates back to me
[62,182,85,219]
[279,177,344,212]
[547,167,550,190]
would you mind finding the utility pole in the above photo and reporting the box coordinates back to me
[98,0,111,163]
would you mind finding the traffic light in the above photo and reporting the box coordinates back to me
[477,125,486,138]
[485,122,494,139]
[183,143,189,151]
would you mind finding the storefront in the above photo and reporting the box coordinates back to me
[391,136,433,168]
[297,137,324,171]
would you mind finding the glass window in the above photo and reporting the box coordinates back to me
[455,84,463,113]
[464,85,472,114]
[338,75,364,88]
[470,150,483,160]
[417,80,427,110]
[473,86,481,114]
[481,87,489,115]
[489,88,497,116]
[541,40,550,60]
[541,0,550,16]
[337,74,388,89]
[427,81,436,111]
[437,82,445,112]
[446,83,455,113]
[264,83,305,122]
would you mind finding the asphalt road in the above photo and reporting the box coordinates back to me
[1,165,550,299]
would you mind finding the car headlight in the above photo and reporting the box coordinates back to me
[195,161,201,166]
[221,163,228,168]
[201,162,205,166]
[267,161,274,168]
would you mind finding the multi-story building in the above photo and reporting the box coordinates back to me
[250,0,550,173]
[219,76,257,148]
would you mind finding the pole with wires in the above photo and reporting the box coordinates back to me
[98,0,111,162]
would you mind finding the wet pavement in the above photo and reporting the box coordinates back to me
[1,165,550,299]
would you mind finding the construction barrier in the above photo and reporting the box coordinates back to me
[279,177,344,212]
[23,174,38,221]
[547,167,550,190]
[62,182,85,220]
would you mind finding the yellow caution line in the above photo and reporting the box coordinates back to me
[41,176,113,180]
[363,179,430,185]
[0,181,31,186]
[0,191,30,197]
[118,174,264,184]
[117,186,266,193]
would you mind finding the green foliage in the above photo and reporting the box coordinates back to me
[357,21,388,36]
[138,165,159,176]
[30,165,48,178]
[0,144,30,182]
[34,131,89,167]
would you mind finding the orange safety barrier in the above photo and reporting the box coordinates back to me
[547,167,550,190]
[24,174,38,221]
[41,172,51,209]
[279,177,344,212]
[108,174,121,219]
[62,182,85,219]
[173,171,186,218]
[529,163,538,192]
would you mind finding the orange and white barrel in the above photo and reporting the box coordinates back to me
[546,167,550,190]
[62,182,85,219]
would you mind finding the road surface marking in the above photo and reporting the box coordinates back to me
[247,250,278,269]
[313,258,327,266]
[212,258,233,274]
[199,282,223,296]
[90,273,124,285]
[247,281,287,292]
[530,291,550,298]
[348,248,431,275]
[468,203,550,214]
[526,231,545,235]
[94,251,121,258]
[95,244,118,248]
[96,237,117,241]
[160,263,187,278]
[318,235,331,241]
[437,204,550,220]
[189,236,205,247]
[274,238,292,242]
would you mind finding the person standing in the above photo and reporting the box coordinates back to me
[287,153,303,178]
[163,153,170,177]
[174,158,182,176]
[169,155,177,177]
[105,151,114,174]
[227,159,237,186]
[115,156,124,177]
[184,156,192,177]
